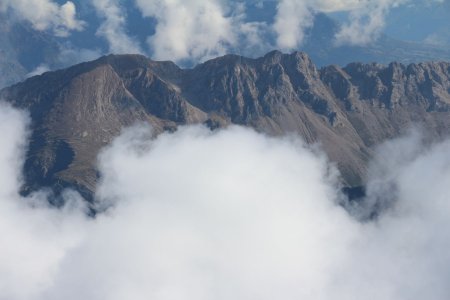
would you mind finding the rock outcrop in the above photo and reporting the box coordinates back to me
[2,51,450,200]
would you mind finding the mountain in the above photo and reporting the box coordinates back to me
[1,51,450,202]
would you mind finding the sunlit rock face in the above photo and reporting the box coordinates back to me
[1,51,450,199]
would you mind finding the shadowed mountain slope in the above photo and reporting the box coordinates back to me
[2,51,450,201]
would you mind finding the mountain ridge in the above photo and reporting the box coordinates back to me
[2,51,450,202]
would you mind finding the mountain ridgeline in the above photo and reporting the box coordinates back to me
[1,51,450,201]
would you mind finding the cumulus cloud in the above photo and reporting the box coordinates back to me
[92,0,143,54]
[132,0,269,63]
[336,131,450,299]
[273,0,314,50]
[0,102,87,299]
[0,0,85,36]
[271,0,400,50]
[134,0,237,62]
[333,0,406,46]
[0,0,429,65]
[273,0,409,48]
[2,102,450,299]
[43,125,358,300]
[0,0,405,63]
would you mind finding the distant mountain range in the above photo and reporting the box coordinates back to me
[3,6,450,89]
[301,13,450,66]
[1,51,450,202]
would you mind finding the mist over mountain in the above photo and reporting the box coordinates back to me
[2,86,450,300]
[4,1,450,298]
[1,50,450,202]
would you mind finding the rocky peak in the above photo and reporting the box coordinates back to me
[260,50,284,65]
[2,51,450,201]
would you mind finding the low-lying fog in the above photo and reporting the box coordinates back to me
[1,102,450,300]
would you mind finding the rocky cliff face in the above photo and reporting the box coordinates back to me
[2,51,450,201]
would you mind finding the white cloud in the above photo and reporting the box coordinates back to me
[0,0,433,64]
[0,0,85,37]
[273,0,314,50]
[335,131,450,299]
[313,0,363,12]
[44,125,358,300]
[133,0,269,63]
[134,0,237,62]
[271,0,417,49]
[273,0,409,48]
[92,0,143,54]
[56,45,103,66]
[333,0,407,46]
[227,2,272,55]
[2,102,450,299]
[26,64,50,78]
[0,102,87,300]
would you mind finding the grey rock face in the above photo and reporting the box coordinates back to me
[1,52,450,200]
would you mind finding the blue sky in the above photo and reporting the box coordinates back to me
[329,0,450,44]
[2,0,450,76]
[386,1,450,44]
[4,0,450,59]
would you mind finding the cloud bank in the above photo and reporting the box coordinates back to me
[0,103,87,299]
[2,102,450,299]
[0,0,85,36]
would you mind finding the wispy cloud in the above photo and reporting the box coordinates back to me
[0,0,85,36]
[273,0,314,50]
[0,0,434,66]
[334,0,407,46]
[313,0,363,12]
[0,0,418,65]
[91,0,143,54]
[26,64,50,78]
[273,0,409,49]
[134,0,237,62]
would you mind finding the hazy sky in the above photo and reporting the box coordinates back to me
[331,0,450,44]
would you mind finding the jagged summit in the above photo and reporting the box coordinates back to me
[2,50,450,200]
